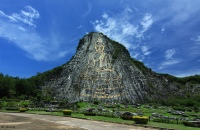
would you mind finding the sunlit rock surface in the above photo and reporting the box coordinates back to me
[42,32,184,103]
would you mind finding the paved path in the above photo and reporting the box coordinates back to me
[0,112,156,130]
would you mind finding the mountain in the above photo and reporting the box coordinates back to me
[40,32,200,104]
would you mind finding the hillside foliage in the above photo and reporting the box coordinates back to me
[0,65,64,101]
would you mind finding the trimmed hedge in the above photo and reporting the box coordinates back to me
[121,112,133,120]
[63,110,73,115]
[121,115,133,120]
[19,108,27,112]
[84,112,96,116]
[5,107,19,111]
[133,116,148,124]
[183,121,195,127]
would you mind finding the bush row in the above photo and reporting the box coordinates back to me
[133,116,148,124]
[63,110,73,115]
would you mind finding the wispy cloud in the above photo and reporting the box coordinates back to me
[191,35,200,45]
[161,26,165,34]
[141,46,151,56]
[165,49,176,60]
[82,2,92,17]
[0,6,68,61]
[91,8,153,61]
[0,6,39,27]
[159,49,181,69]
[169,0,200,25]
[140,13,153,35]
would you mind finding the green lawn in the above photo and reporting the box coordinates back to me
[148,122,200,130]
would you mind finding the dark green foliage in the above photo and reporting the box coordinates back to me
[121,112,133,120]
[162,74,200,85]
[131,59,149,74]
[111,40,130,60]
[59,100,68,108]
[152,118,178,124]
[5,107,19,111]
[84,108,96,116]
[0,102,2,109]
[75,102,81,108]
[93,100,99,105]
[163,97,200,108]
[121,115,133,120]
[173,106,187,111]
[84,112,96,116]
[182,121,196,127]
[0,65,64,100]
[96,112,118,118]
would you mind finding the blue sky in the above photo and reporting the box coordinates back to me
[0,0,200,78]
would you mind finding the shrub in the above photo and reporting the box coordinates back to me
[83,108,96,116]
[63,110,73,115]
[152,118,173,123]
[0,102,2,109]
[96,112,118,118]
[84,112,96,116]
[183,121,195,127]
[173,106,186,111]
[19,108,27,112]
[152,118,163,123]
[5,107,19,111]
[181,114,189,117]
[133,116,148,124]
[121,112,133,120]
[93,100,99,105]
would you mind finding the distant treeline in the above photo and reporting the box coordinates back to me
[0,65,63,100]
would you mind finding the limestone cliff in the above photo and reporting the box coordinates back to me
[41,32,199,104]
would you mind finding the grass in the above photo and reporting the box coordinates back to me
[71,113,133,124]
[148,122,200,130]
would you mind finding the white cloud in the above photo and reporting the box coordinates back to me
[125,6,133,13]
[141,46,151,56]
[158,49,181,70]
[0,6,40,27]
[140,13,153,34]
[158,60,181,70]
[102,13,108,19]
[76,25,83,29]
[165,49,176,60]
[162,60,180,66]
[92,9,153,61]
[161,26,165,34]
[18,26,26,32]
[191,35,200,45]
[0,6,68,61]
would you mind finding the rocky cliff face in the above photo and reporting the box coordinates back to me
[41,32,198,104]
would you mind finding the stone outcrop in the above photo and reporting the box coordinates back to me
[41,32,199,104]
